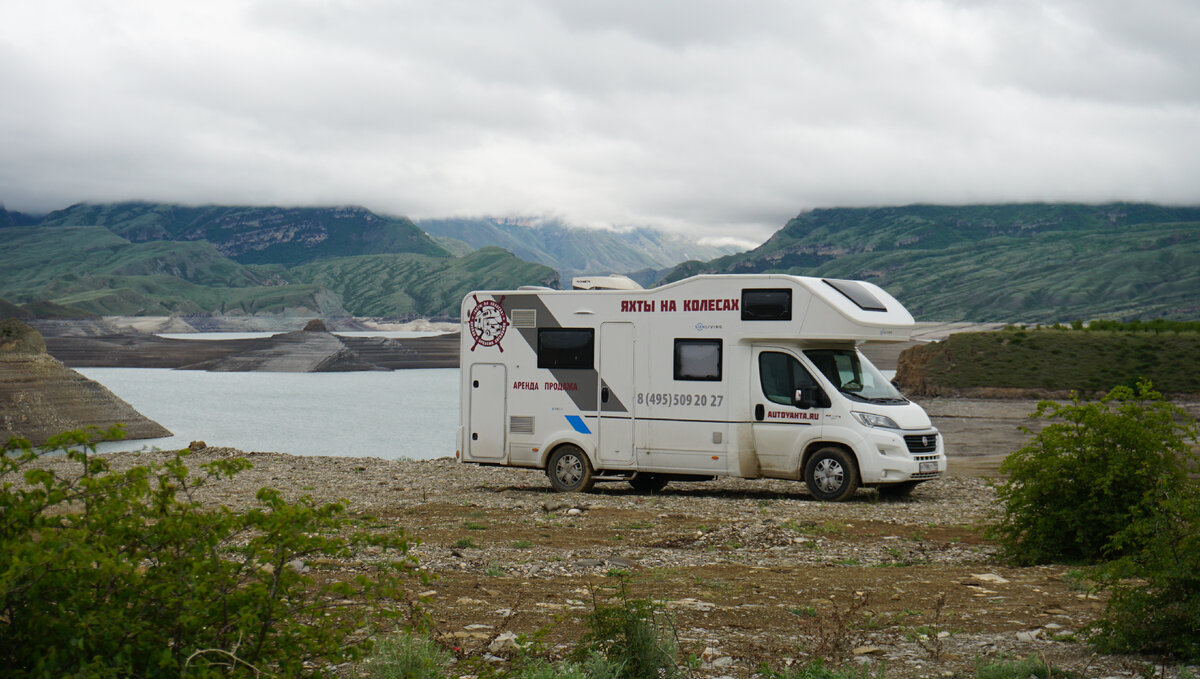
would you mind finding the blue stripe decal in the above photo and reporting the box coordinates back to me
[565,415,592,435]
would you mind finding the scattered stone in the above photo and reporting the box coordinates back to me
[853,646,885,656]
[971,573,1009,584]
[566,508,583,516]
[574,558,605,568]
[418,590,438,598]
[285,559,309,573]
[1016,630,1042,642]
[489,631,522,654]
[456,597,486,605]
[606,557,636,568]
[189,440,207,451]
[542,500,572,512]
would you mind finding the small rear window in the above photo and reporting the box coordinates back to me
[741,289,792,321]
[537,328,594,369]
[823,279,887,312]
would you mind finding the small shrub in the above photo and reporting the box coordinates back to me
[454,537,477,548]
[973,655,1077,678]
[993,381,1199,564]
[1089,483,1200,662]
[1,427,413,677]
[576,583,678,679]
[364,631,452,679]
[757,659,885,679]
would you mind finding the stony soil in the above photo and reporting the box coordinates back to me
[37,439,1192,679]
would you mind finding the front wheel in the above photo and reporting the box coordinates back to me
[804,447,859,501]
[546,445,595,493]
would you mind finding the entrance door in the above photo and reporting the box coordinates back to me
[751,349,823,477]
[597,322,635,466]
[468,363,506,460]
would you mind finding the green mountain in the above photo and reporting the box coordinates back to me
[0,220,557,318]
[417,216,744,277]
[41,202,449,265]
[660,203,1200,322]
[289,247,559,318]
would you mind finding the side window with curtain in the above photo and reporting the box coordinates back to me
[674,339,722,381]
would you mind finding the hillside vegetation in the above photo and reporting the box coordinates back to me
[288,247,559,317]
[896,326,1200,395]
[40,202,449,264]
[0,219,556,318]
[662,203,1200,322]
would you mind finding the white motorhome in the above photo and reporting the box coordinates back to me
[457,274,944,501]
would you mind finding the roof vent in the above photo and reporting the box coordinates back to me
[571,274,643,291]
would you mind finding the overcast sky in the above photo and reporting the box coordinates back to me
[1,1,1198,245]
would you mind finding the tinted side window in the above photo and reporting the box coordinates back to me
[758,352,818,405]
[674,339,722,381]
[741,289,792,321]
[537,328,594,369]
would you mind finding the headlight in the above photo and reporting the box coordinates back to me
[853,412,901,429]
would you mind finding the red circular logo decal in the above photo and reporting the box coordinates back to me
[468,294,509,352]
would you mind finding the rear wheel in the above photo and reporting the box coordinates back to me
[546,445,595,492]
[804,447,859,501]
[628,473,669,492]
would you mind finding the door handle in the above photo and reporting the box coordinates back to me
[754,404,764,421]
[601,386,610,403]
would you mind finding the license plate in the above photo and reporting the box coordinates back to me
[919,461,938,474]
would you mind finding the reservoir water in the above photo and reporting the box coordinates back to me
[77,367,460,460]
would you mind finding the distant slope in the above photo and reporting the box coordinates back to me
[289,247,560,318]
[660,203,1200,322]
[1,217,558,318]
[0,225,342,316]
[418,216,744,276]
[41,202,450,265]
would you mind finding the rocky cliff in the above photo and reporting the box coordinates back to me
[0,318,171,445]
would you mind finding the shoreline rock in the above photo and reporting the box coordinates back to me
[1,319,171,444]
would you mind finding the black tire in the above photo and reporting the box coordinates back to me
[628,473,669,493]
[876,480,923,499]
[804,447,860,501]
[546,445,595,492]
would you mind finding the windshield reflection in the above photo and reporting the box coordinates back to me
[803,349,907,404]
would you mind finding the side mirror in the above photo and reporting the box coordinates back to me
[793,386,821,410]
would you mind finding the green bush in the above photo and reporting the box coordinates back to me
[1089,483,1200,661]
[1,427,414,678]
[757,659,885,679]
[993,381,1199,564]
[575,584,678,679]
[973,655,1077,678]
[364,631,453,679]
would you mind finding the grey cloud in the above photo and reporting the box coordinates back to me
[0,0,1197,244]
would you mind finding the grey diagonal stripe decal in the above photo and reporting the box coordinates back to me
[499,294,629,415]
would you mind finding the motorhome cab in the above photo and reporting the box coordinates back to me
[458,274,944,501]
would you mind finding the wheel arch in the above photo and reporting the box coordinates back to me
[800,440,860,478]
[539,434,597,469]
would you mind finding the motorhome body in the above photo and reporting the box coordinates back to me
[458,274,944,500]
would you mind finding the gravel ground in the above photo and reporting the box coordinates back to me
[29,442,1196,679]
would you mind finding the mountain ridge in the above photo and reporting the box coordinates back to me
[660,202,1200,322]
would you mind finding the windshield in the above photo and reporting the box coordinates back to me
[803,349,907,404]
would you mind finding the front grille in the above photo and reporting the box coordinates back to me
[912,454,938,463]
[904,433,938,454]
[911,471,942,480]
